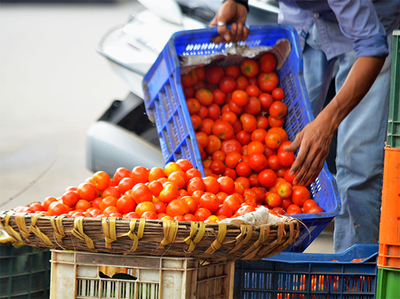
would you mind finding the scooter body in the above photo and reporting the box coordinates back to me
[86,0,279,175]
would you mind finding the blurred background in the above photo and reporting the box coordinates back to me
[0,0,333,252]
[0,0,143,211]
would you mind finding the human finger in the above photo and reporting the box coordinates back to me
[285,134,301,153]
[230,23,238,42]
[235,22,244,42]
[242,26,249,41]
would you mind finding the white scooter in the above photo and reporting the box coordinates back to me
[86,0,279,175]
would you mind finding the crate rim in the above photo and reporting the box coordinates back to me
[263,244,379,264]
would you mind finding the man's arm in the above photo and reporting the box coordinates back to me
[285,56,386,186]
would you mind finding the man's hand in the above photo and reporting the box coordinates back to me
[209,0,249,43]
[284,114,336,186]
[284,56,386,186]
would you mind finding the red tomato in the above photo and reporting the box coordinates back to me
[212,89,227,105]
[248,152,268,172]
[183,213,199,221]
[75,199,91,212]
[116,194,136,214]
[135,201,157,216]
[219,76,237,93]
[276,181,293,199]
[240,59,259,78]
[236,161,252,177]
[124,212,141,219]
[215,205,234,218]
[236,130,252,145]
[258,93,274,110]
[306,205,324,214]
[168,171,187,189]
[102,186,121,199]
[286,204,303,215]
[148,167,167,182]
[118,177,136,194]
[277,150,295,167]
[260,53,277,73]
[292,186,311,207]
[223,194,241,213]
[29,202,45,212]
[217,176,235,194]
[186,98,201,115]
[99,196,118,211]
[258,169,277,188]
[210,160,226,175]
[258,72,279,93]
[240,114,257,133]
[203,176,220,194]
[208,103,221,120]
[92,171,111,191]
[48,201,69,216]
[205,66,224,85]
[212,119,235,141]
[232,90,249,106]
[234,204,256,216]
[194,208,212,221]
[181,69,198,87]
[272,87,285,101]
[166,199,189,217]
[141,211,158,220]
[236,75,250,90]
[186,177,205,196]
[195,88,214,106]
[269,101,288,119]
[43,196,57,211]
[199,192,219,212]
[221,139,242,155]
[158,182,180,203]
[302,199,319,213]
[225,65,241,78]
[62,191,80,208]
[113,167,132,184]
[244,96,261,115]
[246,85,261,97]
[265,192,282,207]
[225,151,242,169]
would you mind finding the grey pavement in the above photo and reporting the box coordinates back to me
[0,0,333,253]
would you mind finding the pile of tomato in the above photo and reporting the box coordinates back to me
[12,53,324,222]
[181,52,324,217]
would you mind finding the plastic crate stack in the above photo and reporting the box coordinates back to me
[376,29,400,299]
[234,244,379,298]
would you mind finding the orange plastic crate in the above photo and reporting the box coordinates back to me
[378,147,400,269]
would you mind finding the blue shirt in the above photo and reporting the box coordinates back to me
[277,0,400,60]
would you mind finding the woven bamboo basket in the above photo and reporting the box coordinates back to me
[0,210,300,262]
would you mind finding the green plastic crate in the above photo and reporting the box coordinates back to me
[376,267,400,299]
[387,29,400,148]
[0,244,51,299]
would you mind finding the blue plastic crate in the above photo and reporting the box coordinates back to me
[142,24,341,252]
[234,244,379,299]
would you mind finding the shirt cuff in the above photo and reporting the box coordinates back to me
[353,35,388,58]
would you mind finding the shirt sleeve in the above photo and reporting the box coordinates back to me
[327,0,388,58]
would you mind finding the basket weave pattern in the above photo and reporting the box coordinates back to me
[0,211,299,262]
